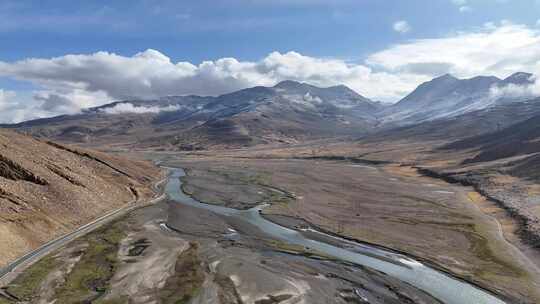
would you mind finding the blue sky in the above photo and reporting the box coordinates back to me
[0,0,540,122]
[1,0,538,62]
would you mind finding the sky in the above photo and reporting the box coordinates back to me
[1,0,540,123]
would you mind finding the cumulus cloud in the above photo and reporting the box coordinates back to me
[0,49,394,100]
[100,103,182,114]
[490,84,535,99]
[0,89,15,111]
[393,20,411,33]
[368,22,540,79]
[34,93,86,114]
[0,87,110,123]
[0,89,50,123]
[490,75,540,99]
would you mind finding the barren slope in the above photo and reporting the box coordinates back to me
[0,129,161,267]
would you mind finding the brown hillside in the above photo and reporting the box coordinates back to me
[0,129,161,267]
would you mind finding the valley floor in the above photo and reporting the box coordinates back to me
[0,190,442,304]
[3,145,540,303]
[161,152,540,304]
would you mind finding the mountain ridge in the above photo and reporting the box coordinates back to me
[3,80,381,149]
[381,72,536,124]
[2,73,538,150]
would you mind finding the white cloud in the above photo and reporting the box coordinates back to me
[0,89,50,123]
[101,103,182,114]
[459,6,472,12]
[370,21,540,103]
[33,90,108,115]
[368,22,540,79]
[490,75,540,99]
[393,20,411,33]
[451,0,471,13]
[0,89,15,111]
[0,87,111,123]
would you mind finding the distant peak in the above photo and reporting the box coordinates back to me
[326,84,360,95]
[468,75,501,82]
[504,72,534,83]
[432,73,458,81]
[274,80,303,89]
[329,84,351,90]
[498,72,535,87]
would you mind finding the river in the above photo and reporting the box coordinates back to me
[165,167,506,304]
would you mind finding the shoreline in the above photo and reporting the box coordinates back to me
[259,212,513,304]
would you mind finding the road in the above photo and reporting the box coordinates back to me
[0,177,168,284]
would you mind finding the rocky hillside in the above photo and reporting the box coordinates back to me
[439,111,540,185]
[0,129,161,267]
[380,72,534,125]
[444,113,540,163]
[369,98,540,143]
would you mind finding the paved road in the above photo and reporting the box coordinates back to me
[0,178,168,283]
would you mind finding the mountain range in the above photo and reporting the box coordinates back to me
[2,72,538,150]
[380,72,535,124]
[371,97,540,143]
[4,81,383,149]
